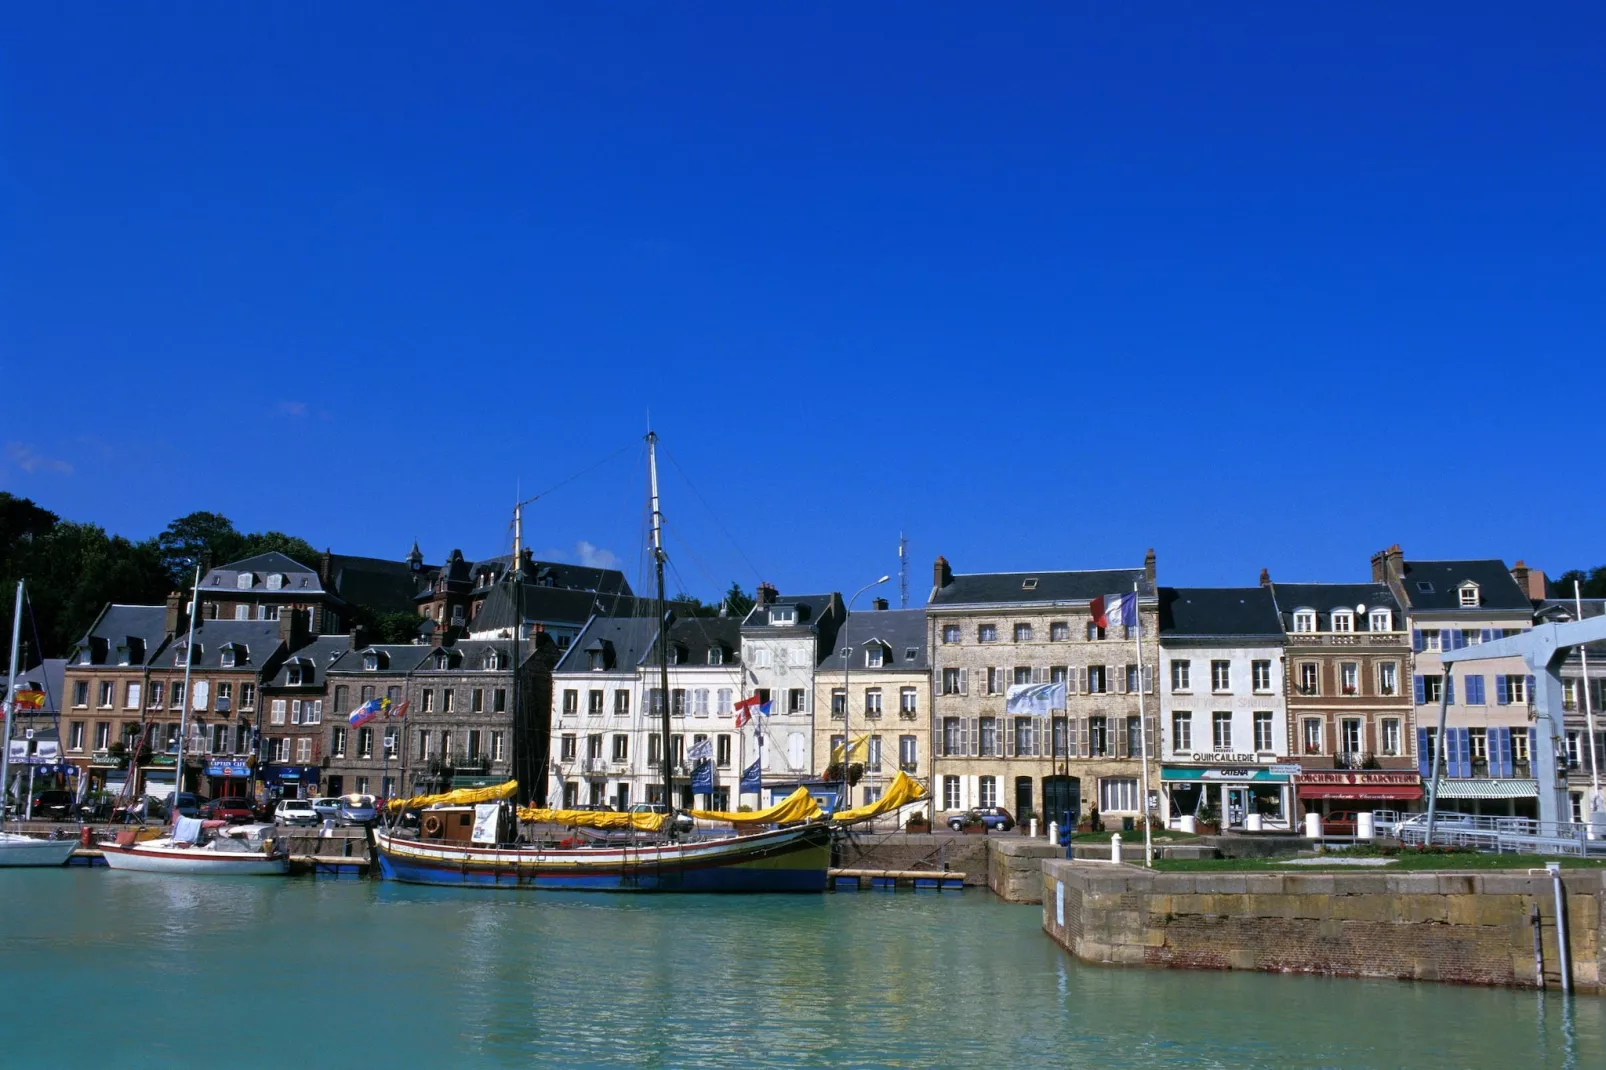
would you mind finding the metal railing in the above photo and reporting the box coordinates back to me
[1372,808,1606,857]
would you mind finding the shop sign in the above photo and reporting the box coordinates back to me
[1293,771,1420,787]
[1270,763,1303,776]
[1183,752,1268,765]
[206,759,251,778]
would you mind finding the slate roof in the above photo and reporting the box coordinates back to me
[464,554,633,597]
[327,554,429,615]
[326,643,436,676]
[1159,587,1284,639]
[470,580,660,636]
[73,604,171,666]
[648,616,743,669]
[741,593,838,631]
[1266,582,1401,633]
[265,635,353,688]
[1395,559,1529,612]
[1535,598,1606,656]
[824,608,928,671]
[5,659,66,714]
[554,616,661,674]
[156,621,286,671]
[203,552,325,595]
[929,568,1153,607]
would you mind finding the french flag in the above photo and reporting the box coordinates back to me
[1089,591,1138,630]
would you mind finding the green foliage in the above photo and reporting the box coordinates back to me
[351,605,425,644]
[1549,567,1606,599]
[674,582,756,618]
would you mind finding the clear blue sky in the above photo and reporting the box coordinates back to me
[4,4,1603,602]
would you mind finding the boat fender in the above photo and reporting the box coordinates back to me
[423,814,444,837]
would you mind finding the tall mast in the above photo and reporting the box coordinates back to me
[647,431,673,813]
[2,581,23,822]
[173,564,202,819]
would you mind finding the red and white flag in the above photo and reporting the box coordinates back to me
[733,694,761,728]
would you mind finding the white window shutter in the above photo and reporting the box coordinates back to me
[1142,665,1154,694]
[969,717,979,757]
[959,668,968,696]
[1005,721,1016,758]
[1078,666,1088,694]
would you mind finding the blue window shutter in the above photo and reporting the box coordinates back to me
[1526,675,1536,705]
[1413,675,1425,704]
[1449,629,1461,650]
[1445,675,1455,705]
[1412,629,1423,652]
[1495,674,1508,705]
[1417,728,1431,777]
[1457,727,1473,777]
[1480,628,1493,644]
[1499,727,1514,777]
[1470,675,1484,705]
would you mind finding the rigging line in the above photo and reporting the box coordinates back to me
[22,588,61,739]
[658,444,766,584]
[518,439,638,510]
[662,528,749,622]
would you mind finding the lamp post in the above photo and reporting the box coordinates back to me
[839,575,890,811]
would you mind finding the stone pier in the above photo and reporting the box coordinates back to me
[1042,860,1606,993]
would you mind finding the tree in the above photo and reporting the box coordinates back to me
[1550,567,1606,599]
[350,604,424,644]
[157,512,245,582]
[721,582,755,619]
[239,530,321,568]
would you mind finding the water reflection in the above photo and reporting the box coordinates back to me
[0,871,1602,1067]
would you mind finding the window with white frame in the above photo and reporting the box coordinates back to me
[1014,623,1033,643]
[270,699,286,725]
[356,727,373,758]
[1420,629,1441,652]
[1379,662,1398,696]
[1099,777,1139,813]
[864,688,883,717]
[1086,666,1107,694]
[1340,662,1359,694]
[866,646,884,668]
[1458,584,1480,607]
[296,737,312,763]
[942,625,961,644]
[1171,711,1191,752]
[1297,663,1318,695]
[1331,610,1353,633]
[1050,622,1069,641]
[1171,660,1191,692]
[1369,609,1392,632]
[1086,622,1106,641]
[1380,718,1400,756]
[1210,661,1230,692]
[1253,711,1274,752]
[1212,711,1232,750]
[1293,610,1316,633]
[899,687,917,715]
[942,775,961,810]
[1506,675,1528,704]
[1302,718,1323,754]
[978,776,997,808]
[978,624,997,643]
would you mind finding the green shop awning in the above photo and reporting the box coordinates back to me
[1162,767,1288,783]
[1430,778,1539,799]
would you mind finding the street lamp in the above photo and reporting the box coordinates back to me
[840,575,891,811]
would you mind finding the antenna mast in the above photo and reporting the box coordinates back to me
[898,533,909,610]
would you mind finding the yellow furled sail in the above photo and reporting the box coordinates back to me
[386,780,518,813]
[689,786,824,825]
[516,808,667,832]
[831,770,929,824]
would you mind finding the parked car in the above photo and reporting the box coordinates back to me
[628,803,695,833]
[948,807,1015,832]
[30,789,76,820]
[337,794,379,826]
[273,799,319,826]
[170,792,202,819]
[1321,810,1361,836]
[311,797,344,822]
[113,795,168,823]
[200,797,256,823]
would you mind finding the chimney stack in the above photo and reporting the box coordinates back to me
[1385,544,1404,580]
[349,624,370,652]
[872,597,888,611]
[1144,548,1157,589]
[1259,568,1271,587]
[164,591,185,636]
[1370,549,1387,583]
[933,556,952,590]
[278,607,310,649]
[756,582,778,608]
[1510,560,1544,599]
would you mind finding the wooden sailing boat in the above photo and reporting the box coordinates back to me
[372,431,834,891]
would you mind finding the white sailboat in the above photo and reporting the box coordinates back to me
[0,580,77,867]
[99,818,288,875]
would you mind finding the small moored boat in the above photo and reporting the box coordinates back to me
[100,818,288,876]
[0,831,79,867]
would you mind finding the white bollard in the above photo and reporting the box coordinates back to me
[1245,813,1263,833]
[1048,821,1058,845]
[1305,812,1323,839]
[1357,812,1375,841]
[1029,818,1037,839]
[1178,814,1197,834]
[1110,832,1122,863]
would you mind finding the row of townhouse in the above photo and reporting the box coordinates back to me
[43,542,637,807]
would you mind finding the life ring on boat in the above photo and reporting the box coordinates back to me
[422,814,444,837]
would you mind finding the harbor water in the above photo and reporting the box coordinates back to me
[2,869,1602,1067]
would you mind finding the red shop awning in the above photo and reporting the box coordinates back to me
[1296,785,1423,801]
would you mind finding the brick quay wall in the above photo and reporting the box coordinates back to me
[1041,860,1605,994]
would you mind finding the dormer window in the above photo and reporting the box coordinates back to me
[1458,583,1480,607]
[1292,610,1316,633]
[482,650,503,671]
[266,573,284,591]
[769,608,795,626]
[363,651,388,671]
[587,651,604,671]
[236,573,252,590]
[1368,609,1392,632]
[286,662,306,686]
[1330,610,1353,633]
[220,644,239,668]
[671,645,688,666]
[866,646,885,668]
[434,651,451,671]
[116,644,131,667]
[707,646,724,666]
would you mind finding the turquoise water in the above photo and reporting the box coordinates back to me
[0,870,1602,1068]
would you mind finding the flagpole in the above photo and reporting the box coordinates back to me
[1134,581,1152,868]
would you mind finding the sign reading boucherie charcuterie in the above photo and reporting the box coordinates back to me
[1295,771,1420,786]
[1293,770,1423,800]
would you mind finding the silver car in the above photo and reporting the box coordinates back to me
[338,793,379,826]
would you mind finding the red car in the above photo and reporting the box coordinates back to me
[200,796,256,823]
[1321,809,1360,835]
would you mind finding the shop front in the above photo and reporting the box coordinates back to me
[262,764,321,801]
[205,759,253,801]
[1293,770,1423,819]
[1163,760,1293,831]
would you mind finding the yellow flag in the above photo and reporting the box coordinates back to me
[830,733,871,765]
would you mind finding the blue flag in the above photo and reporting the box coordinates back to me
[691,759,714,794]
[739,759,761,793]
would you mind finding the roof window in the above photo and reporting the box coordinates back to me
[1021,578,1038,590]
[1458,583,1480,607]
[1416,581,1435,593]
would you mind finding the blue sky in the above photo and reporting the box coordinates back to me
[4,4,1603,601]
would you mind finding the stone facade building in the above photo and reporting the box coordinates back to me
[1157,586,1291,830]
[811,603,930,811]
[740,585,844,804]
[927,553,1160,829]
[61,601,173,800]
[1375,547,1539,817]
